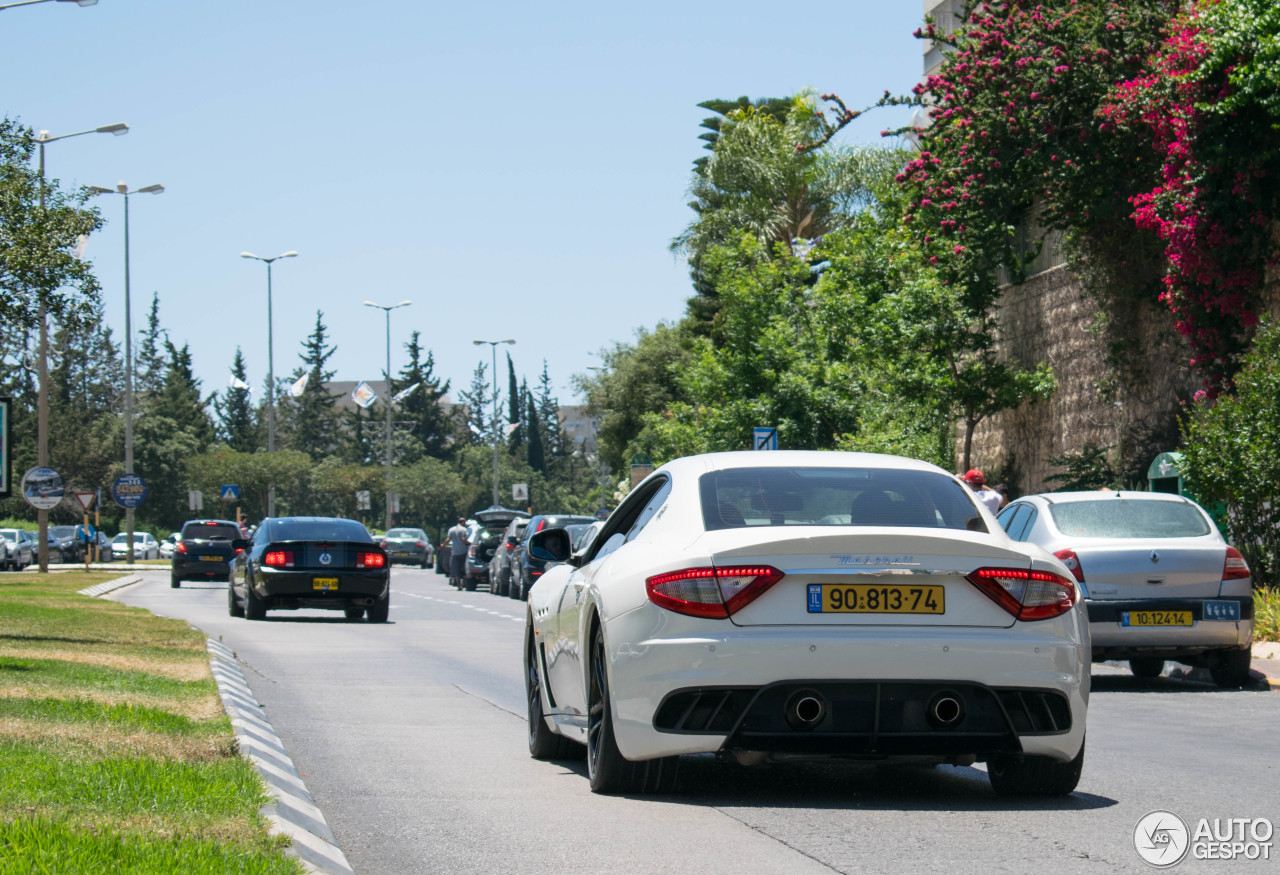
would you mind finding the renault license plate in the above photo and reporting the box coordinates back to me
[808,583,945,614]
[1122,610,1192,627]
[313,578,339,591]
[200,555,221,562]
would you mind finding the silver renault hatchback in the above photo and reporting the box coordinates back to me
[997,491,1253,687]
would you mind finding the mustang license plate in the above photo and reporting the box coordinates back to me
[200,555,221,562]
[808,583,945,614]
[1121,610,1192,627]
[312,577,339,591]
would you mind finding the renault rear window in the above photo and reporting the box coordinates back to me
[182,522,240,540]
[1048,500,1211,538]
[699,467,985,532]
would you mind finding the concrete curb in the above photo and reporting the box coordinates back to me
[207,640,354,875]
[77,575,142,597]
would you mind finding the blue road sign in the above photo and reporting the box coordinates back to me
[220,485,240,500]
[112,474,147,508]
[753,427,778,451]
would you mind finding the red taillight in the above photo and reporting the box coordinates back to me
[357,552,386,569]
[234,548,244,555]
[646,565,784,619]
[535,519,547,533]
[175,542,187,555]
[264,550,294,568]
[379,539,388,548]
[1223,547,1250,580]
[966,567,1077,621]
[468,544,477,558]
[1053,548,1085,583]
[415,540,425,549]
[506,538,517,548]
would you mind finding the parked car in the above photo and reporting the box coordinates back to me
[228,516,390,622]
[24,530,64,564]
[524,451,1088,796]
[111,531,160,560]
[0,530,35,570]
[510,513,595,600]
[465,506,529,592]
[47,525,84,563]
[160,532,182,559]
[488,517,531,597]
[87,531,113,562]
[997,490,1254,687]
[380,528,434,568]
[171,519,242,587]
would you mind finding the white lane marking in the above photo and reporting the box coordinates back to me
[397,591,523,621]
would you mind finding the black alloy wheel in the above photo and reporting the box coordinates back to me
[228,580,244,617]
[526,621,583,760]
[244,581,267,620]
[344,606,365,620]
[988,737,1085,796]
[1210,647,1253,688]
[1128,657,1165,679]
[170,574,181,589]
[586,627,678,794]
[366,594,390,623]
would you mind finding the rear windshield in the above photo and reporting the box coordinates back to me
[386,529,423,539]
[266,518,373,543]
[1048,500,1211,539]
[699,467,985,532]
[182,522,240,541]
[49,527,77,538]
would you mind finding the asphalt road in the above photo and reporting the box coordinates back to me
[113,568,1279,874]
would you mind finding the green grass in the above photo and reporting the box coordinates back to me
[0,571,303,872]
[1255,586,1280,642]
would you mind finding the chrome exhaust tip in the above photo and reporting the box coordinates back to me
[927,692,964,729]
[785,690,826,730]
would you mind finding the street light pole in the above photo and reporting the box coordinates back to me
[472,339,516,506]
[0,0,99,11]
[364,301,411,531]
[88,181,163,563]
[241,251,298,517]
[31,121,128,573]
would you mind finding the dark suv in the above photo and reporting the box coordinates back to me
[511,513,595,600]
[463,506,529,592]
[171,519,242,588]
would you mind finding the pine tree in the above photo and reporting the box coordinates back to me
[285,311,342,459]
[456,360,491,447]
[214,347,260,452]
[535,360,566,461]
[395,331,453,461]
[525,392,545,473]
[505,352,523,453]
[134,293,167,397]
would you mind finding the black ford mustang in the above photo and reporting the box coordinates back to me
[229,516,390,622]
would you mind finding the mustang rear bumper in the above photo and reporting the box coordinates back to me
[602,606,1088,765]
[253,569,388,608]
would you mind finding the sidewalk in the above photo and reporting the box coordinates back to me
[1252,640,1280,685]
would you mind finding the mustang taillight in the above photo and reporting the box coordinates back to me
[646,565,784,619]
[1053,548,1085,583]
[966,567,1077,621]
[357,552,386,569]
[1223,547,1250,580]
[264,550,294,568]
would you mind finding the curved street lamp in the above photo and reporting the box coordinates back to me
[0,0,98,10]
[87,181,164,563]
[241,250,298,517]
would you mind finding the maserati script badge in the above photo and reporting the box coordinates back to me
[319,553,332,566]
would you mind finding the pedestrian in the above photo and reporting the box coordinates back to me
[238,514,251,539]
[992,483,1010,509]
[962,469,1004,514]
[446,516,470,589]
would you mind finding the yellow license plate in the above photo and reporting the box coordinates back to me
[313,578,339,591]
[200,555,221,562]
[808,583,945,614]
[1122,610,1192,627]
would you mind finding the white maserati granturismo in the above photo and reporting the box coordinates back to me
[524,451,1088,796]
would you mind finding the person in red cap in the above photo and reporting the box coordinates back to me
[963,469,1003,514]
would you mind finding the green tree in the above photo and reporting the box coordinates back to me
[0,118,103,332]
[185,446,313,522]
[455,361,491,447]
[214,347,260,453]
[525,392,545,474]
[395,331,452,462]
[134,293,167,397]
[691,96,792,174]
[1180,317,1280,585]
[282,311,341,459]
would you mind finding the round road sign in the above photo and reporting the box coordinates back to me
[112,474,147,508]
[20,466,64,510]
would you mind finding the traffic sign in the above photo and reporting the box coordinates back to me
[220,484,240,500]
[21,466,64,510]
[75,491,96,512]
[512,483,528,502]
[753,427,778,451]
[356,490,371,511]
[111,474,147,508]
[189,490,203,511]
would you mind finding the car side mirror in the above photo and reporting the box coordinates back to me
[232,538,250,551]
[528,528,572,563]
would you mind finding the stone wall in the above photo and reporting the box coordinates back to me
[964,266,1201,495]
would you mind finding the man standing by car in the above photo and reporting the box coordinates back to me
[963,469,1003,514]
[446,517,469,589]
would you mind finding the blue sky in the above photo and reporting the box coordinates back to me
[4,0,926,407]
